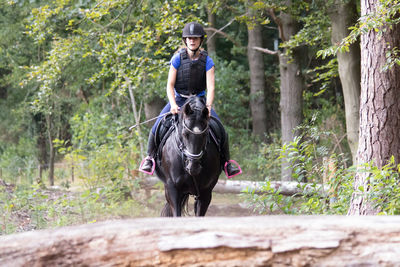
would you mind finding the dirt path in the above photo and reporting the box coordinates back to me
[142,186,256,217]
[202,193,255,217]
[167,192,256,217]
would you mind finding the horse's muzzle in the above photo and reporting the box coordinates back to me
[185,159,202,176]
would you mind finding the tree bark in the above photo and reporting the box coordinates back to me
[45,114,55,186]
[36,118,47,185]
[247,19,268,138]
[329,0,361,165]
[144,95,165,121]
[2,216,400,266]
[126,77,144,156]
[348,0,400,215]
[277,4,304,181]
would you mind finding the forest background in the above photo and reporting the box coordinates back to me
[1,0,400,234]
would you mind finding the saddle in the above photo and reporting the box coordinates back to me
[154,114,226,160]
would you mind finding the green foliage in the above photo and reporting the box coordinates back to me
[243,111,353,214]
[1,0,399,235]
[252,133,282,181]
[214,57,249,129]
[317,0,400,71]
[244,124,400,216]
[0,137,38,185]
[0,181,153,234]
[354,157,400,215]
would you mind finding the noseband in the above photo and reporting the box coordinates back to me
[181,120,208,160]
[175,115,209,160]
[182,119,209,135]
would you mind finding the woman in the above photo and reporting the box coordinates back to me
[139,22,241,178]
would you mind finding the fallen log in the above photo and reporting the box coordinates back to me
[140,177,328,196]
[1,216,400,266]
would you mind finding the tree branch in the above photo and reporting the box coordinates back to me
[204,27,241,48]
[252,46,279,56]
[268,8,285,41]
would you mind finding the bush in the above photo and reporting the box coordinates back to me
[243,113,353,214]
[244,123,400,215]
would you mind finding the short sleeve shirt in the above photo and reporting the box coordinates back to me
[170,51,215,71]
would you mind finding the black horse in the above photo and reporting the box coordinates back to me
[154,96,222,217]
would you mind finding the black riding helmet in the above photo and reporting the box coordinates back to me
[182,22,206,53]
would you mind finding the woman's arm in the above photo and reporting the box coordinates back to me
[206,66,215,114]
[166,65,179,114]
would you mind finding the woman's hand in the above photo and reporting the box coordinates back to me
[170,104,180,114]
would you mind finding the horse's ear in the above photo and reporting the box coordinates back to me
[184,103,193,116]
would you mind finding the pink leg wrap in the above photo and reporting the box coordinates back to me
[224,159,242,179]
[139,156,155,175]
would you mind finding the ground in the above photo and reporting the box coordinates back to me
[1,178,256,234]
[191,193,256,217]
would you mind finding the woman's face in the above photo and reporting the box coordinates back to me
[186,37,201,51]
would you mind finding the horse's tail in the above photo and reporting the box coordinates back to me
[181,194,190,216]
[161,202,173,217]
[160,194,190,217]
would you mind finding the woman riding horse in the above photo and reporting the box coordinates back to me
[157,96,222,216]
[139,21,240,178]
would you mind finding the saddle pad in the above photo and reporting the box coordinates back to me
[155,114,175,147]
[155,115,226,159]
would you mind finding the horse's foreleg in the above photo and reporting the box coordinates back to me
[194,191,212,216]
[165,182,182,217]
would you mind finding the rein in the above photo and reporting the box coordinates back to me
[173,119,206,199]
[168,98,210,199]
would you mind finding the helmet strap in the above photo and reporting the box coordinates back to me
[184,38,203,57]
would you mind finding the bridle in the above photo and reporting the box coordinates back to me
[181,119,208,160]
[174,118,209,161]
[171,101,210,197]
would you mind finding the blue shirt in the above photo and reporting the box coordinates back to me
[170,51,215,97]
[170,52,215,71]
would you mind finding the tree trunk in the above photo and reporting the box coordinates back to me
[206,6,216,56]
[278,5,304,181]
[2,216,400,266]
[37,131,47,185]
[144,95,165,121]
[330,0,361,165]
[126,77,144,156]
[45,114,55,186]
[247,19,267,138]
[140,177,329,196]
[348,0,400,215]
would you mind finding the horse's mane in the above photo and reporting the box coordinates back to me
[179,96,207,121]
[188,96,206,110]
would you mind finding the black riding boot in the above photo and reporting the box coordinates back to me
[221,134,241,178]
[139,133,156,174]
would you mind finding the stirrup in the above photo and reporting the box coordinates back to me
[224,160,242,179]
[139,156,155,175]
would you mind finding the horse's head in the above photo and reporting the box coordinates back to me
[179,96,209,176]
